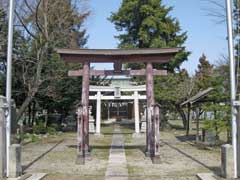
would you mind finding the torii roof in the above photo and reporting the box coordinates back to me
[56,48,181,63]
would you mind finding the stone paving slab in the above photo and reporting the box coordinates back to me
[105,126,128,180]
[25,173,47,180]
[196,173,218,180]
[7,173,47,180]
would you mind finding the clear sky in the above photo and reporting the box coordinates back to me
[86,0,228,74]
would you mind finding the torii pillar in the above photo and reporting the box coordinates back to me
[146,62,154,155]
[146,62,160,163]
[76,62,90,164]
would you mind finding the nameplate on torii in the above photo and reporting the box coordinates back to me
[68,69,167,77]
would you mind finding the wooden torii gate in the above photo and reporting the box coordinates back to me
[57,48,181,164]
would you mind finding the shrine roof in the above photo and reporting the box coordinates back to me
[180,88,214,106]
[56,48,181,63]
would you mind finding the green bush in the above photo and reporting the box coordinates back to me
[20,133,40,143]
[203,104,231,137]
[50,123,59,131]
[47,127,57,135]
[33,122,47,134]
[31,134,40,142]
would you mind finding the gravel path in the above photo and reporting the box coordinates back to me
[105,125,128,180]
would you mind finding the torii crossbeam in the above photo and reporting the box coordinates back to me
[57,48,181,164]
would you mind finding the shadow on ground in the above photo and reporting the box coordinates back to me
[175,135,196,142]
[161,140,221,176]
[67,144,146,154]
[22,140,64,171]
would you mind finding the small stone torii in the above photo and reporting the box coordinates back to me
[89,85,147,135]
[57,48,181,164]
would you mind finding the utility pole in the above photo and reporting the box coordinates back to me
[226,0,238,178]
[6,0,15,177]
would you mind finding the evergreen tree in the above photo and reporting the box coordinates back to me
[195,54,214,91]
[194,55,230,140]
[109,0,190,71]
[155,69,194,128]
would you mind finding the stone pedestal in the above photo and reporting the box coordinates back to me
[9,144,22,178]
[221,144,234,179]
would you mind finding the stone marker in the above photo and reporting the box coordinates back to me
[0,96,6,178]
[9,144,22,178]
[221,144,234,179]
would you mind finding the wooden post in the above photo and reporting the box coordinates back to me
[152,104,160,163]
[146,62,154,156]
[76,62,90,164]
[154,105,160,154]
[196,108,200,143]
[76,105,84,164]
[186,103,192,136]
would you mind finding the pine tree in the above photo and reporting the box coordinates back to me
[194,55,230,141]
[109,0,190,71]
[195,54,214,91]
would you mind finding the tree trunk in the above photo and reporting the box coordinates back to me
[17,95,34,122]
[28,104,31,127]
[175,105,187,129]
[186,104,192,136]
[44,109,48,128]
[32,101,36,126]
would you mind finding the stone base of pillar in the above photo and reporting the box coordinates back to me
[76,154,84,165]
[145,151,161,164]
[9,144,22,178]
[221,144,234,179]
[76,151,91,165]
[145,151,151,157]
[152,155,161,164]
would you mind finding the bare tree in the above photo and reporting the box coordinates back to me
[14,0,90,121]
[202,0,226,24]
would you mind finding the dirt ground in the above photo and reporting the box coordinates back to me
[21,120,223,180]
